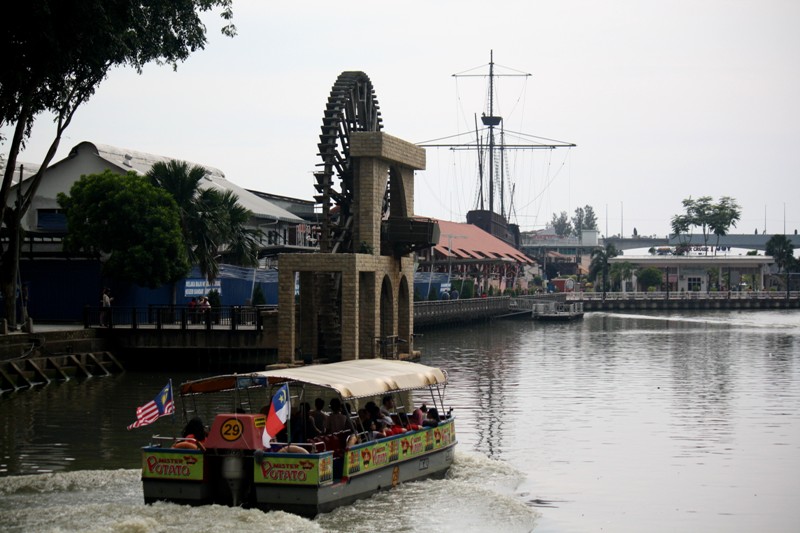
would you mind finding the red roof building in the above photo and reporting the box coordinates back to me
[416,219,537,294]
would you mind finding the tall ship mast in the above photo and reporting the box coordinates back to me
[421,51,575,248]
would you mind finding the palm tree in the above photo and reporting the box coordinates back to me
[610,261,634,292]
[147,160,261,285]
[590,243,618,299]
[208,189,261,268]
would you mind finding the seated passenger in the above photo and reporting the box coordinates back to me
[422,408,440,427]
[369,419,391,440]
[311,397,329,434]
[328,397,349,433]
[380,394,395,418]
[410,403,427,426]
[366,400,393,427]
[175,417,206,449]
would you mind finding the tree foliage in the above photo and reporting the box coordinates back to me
[1,0,235,225]
[609,261,634,291]
[0,0,234,325]
[670,196,741,251]
[57,170,190,287]
[147,160,261,283]
[589,243,618,298]
[571,205,598,238]
[637,266,663,291]
[708,196,741,253]
[550,211,573,237]
[765,234,795,273]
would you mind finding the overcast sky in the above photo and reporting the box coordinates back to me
[3,0,799,238]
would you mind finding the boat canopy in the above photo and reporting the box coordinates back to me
[179,359,448,400]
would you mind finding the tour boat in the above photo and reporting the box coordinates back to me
[140,359,456,516]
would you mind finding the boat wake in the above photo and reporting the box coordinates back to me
[590,310,800,332]
[317,450,538,532]
[0,451,539,533]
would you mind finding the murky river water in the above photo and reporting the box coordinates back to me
[1,310,799,532]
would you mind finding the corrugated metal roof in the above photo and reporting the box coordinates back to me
[0,160,40,184]
[75,142,303,222]
[429,218,534,264]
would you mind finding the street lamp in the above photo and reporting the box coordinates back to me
[443,233,467,283]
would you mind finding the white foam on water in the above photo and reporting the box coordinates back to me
[316,451,539,532]
[0,452,538,533]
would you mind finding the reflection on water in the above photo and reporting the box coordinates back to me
[1,310,799,532]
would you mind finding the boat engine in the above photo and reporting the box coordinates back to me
[205,414,267,506]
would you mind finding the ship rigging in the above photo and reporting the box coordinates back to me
[419,50,575,248]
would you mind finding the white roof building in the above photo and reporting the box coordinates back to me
[11,141,303,233]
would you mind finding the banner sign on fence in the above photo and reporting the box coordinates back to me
[184,279,222,297]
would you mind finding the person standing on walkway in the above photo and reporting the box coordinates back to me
[100,288,113,327]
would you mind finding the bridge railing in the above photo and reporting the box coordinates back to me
[566,291,800,301]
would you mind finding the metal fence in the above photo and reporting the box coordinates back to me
[85,305,276,330]
[566,291,800,301]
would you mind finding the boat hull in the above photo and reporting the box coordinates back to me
[254,443,455,516]
[142,419,457,516]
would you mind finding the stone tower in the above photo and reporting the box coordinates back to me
[277,131,437,363]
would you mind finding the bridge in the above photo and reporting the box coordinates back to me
[605,233,800,252]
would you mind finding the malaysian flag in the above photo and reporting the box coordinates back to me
[127,381,175,430]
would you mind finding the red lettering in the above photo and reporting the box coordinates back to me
[260,461,308,482]
[146,455,193,478]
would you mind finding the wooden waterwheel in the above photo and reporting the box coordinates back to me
[311,72,384,360]
[314,71,384,254]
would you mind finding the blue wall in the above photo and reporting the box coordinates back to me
[6,260,279,323]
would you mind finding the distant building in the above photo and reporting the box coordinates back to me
[520,227,599,280]
[415,218,535,297]
[609,248,774,292]
[2,141,316,320]
[7,141,311,258]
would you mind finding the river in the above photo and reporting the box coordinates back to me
[1,309,799,532]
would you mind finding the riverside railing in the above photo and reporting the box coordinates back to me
[84,305,276,330]
[566,291,800,301]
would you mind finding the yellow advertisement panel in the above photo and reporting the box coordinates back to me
[345,420,455,477]
[141,448,204,481]
[254,452,333,486]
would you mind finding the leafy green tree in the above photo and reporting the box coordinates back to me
[461,280,474,299]
[589,243,618,299]
[670,213,692,246]
[0,0,234,326]
[427,286,439,301]
[147,160,261,284]
[57,170,190,287]
[708,196,741,254]
[571,205,598,238]
[550,211,573,237]
[766,234,795,272]
[766,234,796,296]
[685,196,714,247]
[671,196,740,251]
[637,266,664,291]
[251,284,266,306]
